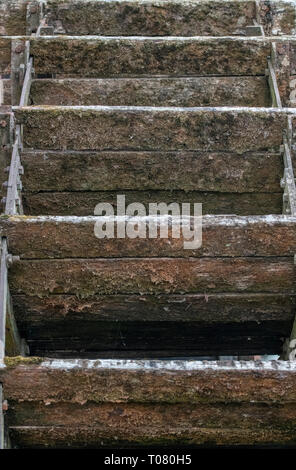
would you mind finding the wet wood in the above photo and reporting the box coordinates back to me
[12,293,296,324]
[2,358,296,447]
[8,257,296,296]
[22,324,287,357]
[1,215,296,258]
[0,1,27,36]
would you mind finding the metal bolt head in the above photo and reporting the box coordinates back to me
[2,400,8,411]
[14,44,25,54]
[6,254,20,267]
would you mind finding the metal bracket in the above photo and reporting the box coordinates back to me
[280,136,296,216]
[266,59,282,108]
[245,19,265,37]
[4,126,24,216]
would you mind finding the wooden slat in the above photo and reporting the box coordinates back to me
[30,76,271,107]
[2,359,296,447]
[11,292,294,356]
[22,190,283,216]
[22,324,287,357]
[1,215,296,258]
[21,150,281,192]
[1,79,11,105]
[5,289,23,357]
[44,0,256,36]
[0,37,12,74]
[12,293,296,323]
[29,37,272,77]
[8,257,296,296]
[0,1,27,36]
[15,106,287,152]
[8,424,296,448]
[3,358,296,403]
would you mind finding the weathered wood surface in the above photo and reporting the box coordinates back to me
[2,79,11,105]
[8,257,296,296]
[1,215,296,258]
[2,359,296,447]
[15,107,287,152]
[22,190,283,216]
[29,37,272,77]
[11,292,294,356]
[20,322,287,357]
[9,423,296,448]
[5,290,23,357]
[21,150,280,192]
[3,358,296,403]
[30,77,271,107]
[0,37,12,74]
[0,109,13,202]
[45,0,296,36]
[0,1,27,36]
[44,0,256,36]
[12,293,296,324]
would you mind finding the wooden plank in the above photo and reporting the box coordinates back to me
[3,358,296,403]
[0,110,12,202]
[15,106,288,152]
[5,289,24,357]
[1,215,296,258]
[2,79,11,105]
[21,149,281,192]
[8,424,296,448]
[2,359,296,447]
[12,293,296,324]
[0,37,12,74]
[11,292,294,356]
[22,325,287,357]
[8,257,296,296]
[44,0,256,36]
[0,1,27,36]
[30,76,271,107]
[22,190,283,216]
[29,36,272,77]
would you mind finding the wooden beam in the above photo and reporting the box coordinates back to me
[1,215,296,258]
[20,149,280,193]
[29,36,272,77]
[2,358,296,447]
[22,190,283,217]
[30,77,271,107]
[8,257,296,296]
[14,106,287,152]
[43,0,257,36]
